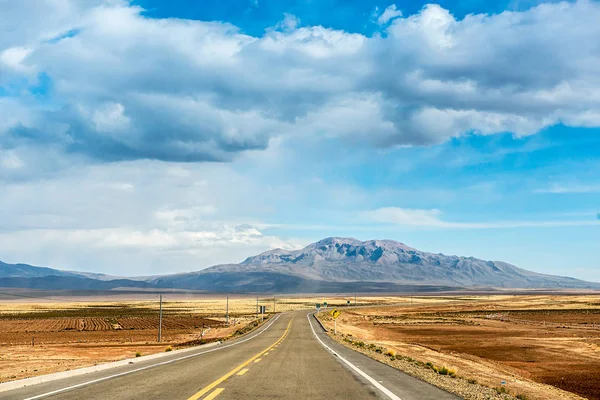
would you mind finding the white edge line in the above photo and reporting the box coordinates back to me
[307,312,402,400]
[21,315,283,400]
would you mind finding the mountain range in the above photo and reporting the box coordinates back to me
[1,238,598,293]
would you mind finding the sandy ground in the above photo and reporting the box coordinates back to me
[319,295,600,400]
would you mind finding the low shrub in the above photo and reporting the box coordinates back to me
[135,352,142,358]
[165,346,173,352]
[516,395,528,400]
[494,386,509,394]
[385,349,397,357]
[467,378,477,384]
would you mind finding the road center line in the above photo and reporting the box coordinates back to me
[187,320,292,400]
[236,369,249,376]
[22,315,283,400]
[204,388,225,400]
[307,312,402,400]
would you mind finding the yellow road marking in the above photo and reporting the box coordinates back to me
[237,369,249,376]
[204,388,224,400]
[254,358,262,363]
[187,320,292,400]
[264,352,269,355]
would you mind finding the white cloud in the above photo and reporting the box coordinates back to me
[377,4,403,25]
[2,0,600,162]
[0,158,312,274]
[535,184,600,194]
[91,102,131,134]
[0,46,33,72]
[0,150,24,170]
[1,1,600,276]
[275,13,301,32]
[363,207,444,226]
[363,207,600,229]
[0,226,302,275]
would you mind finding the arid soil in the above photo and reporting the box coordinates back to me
[0,294,393,383]
[320,295,600,400]
[0,300,260,383]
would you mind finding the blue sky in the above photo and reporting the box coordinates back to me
[0,0,599,280]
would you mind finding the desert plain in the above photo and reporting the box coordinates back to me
[1,292,599,400]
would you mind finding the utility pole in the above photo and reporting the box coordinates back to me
[158,294,163,342]
[256,295,259,319]
[354,293,357,306]
[226,296,229,325]
[273,296,276,313]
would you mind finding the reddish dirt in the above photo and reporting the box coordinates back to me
[0,314,247,383]
[0,315,221,343]
[331,297,600,400]
[380,323,600,399]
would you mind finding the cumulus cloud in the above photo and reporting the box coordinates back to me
[0,226,302,275]
[0,159,306,274]
[377,4,403,25]
[1,0,600,164]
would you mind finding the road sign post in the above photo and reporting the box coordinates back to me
[259,305,266,321]
[330,308,341,335]
[158,294,163,342]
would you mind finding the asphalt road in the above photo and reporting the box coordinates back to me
[0,311,460,400]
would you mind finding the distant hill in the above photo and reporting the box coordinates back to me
[0,261,147,290]
[0,260,80,279]
[2,238,599,292]
[0,276,151,290]
[151,237,599,292]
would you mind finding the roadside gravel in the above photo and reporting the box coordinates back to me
[326,331,520,400]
